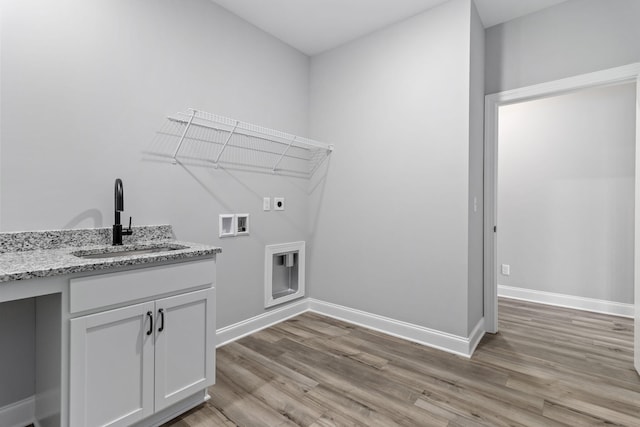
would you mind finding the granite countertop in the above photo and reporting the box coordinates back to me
[0,225,222,283]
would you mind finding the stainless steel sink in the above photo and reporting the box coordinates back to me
[72,244,188,259]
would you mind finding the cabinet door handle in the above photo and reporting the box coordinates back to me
[146,311,153,336]
[158,308,165,332]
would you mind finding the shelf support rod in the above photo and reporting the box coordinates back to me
[172,109,197,164]
[273,136,295,173]
[213,121,239,168]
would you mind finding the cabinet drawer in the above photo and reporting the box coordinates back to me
[70,259,216,314]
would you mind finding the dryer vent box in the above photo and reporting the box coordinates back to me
[265,241,305,308]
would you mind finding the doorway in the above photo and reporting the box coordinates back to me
[483,63,640,374]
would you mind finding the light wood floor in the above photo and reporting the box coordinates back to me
[164,299,640,426]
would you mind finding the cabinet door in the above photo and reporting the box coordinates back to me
[70,301,155,427]
[154,288,216,411]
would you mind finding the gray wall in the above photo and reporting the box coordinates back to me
[467,0,484,333]
[308,0,478,337]
[1,0,311,329]
[497,82,636,304]
[0,299,35,406]
[0,0,311,409]
[485,0,640,94]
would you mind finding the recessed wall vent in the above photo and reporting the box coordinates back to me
[264,241,305,308]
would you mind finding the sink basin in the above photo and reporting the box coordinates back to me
[72,244,189,259]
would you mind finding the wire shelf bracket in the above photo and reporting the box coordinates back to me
[213,120,239,168]
[273,136,296,174]
[171,109,196,164]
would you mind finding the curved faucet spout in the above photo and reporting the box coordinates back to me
[115,178,124,212]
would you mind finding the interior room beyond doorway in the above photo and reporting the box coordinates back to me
[496,82,637,317]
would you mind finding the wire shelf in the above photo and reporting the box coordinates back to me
[159,108,333,178]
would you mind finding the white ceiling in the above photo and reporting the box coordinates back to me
[210,0,569,56]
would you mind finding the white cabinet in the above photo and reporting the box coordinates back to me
[70,288,215,427]
[69,301,155,427]
[154,290,216,411]
[68,260,216,427]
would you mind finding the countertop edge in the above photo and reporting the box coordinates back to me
[0,240,222,284]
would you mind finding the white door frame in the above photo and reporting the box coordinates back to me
[483,62,640,336]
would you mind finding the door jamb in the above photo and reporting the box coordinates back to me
[483,63,640,334]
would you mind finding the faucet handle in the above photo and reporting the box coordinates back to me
[123,216,133,236]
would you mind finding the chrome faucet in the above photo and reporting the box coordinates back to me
[113,178,133,245]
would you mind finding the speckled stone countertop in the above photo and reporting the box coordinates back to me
[0,225,221,283]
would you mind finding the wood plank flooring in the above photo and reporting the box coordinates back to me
[164,299,640,426]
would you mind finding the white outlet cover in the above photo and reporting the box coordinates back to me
[501,264,510,276]
[274,197,285,211]
[263,197,271,211]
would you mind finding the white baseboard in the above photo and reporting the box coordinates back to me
[0,396,35,427]
[467,317,486,355]
[216,298,485,358]
[307,298,483,358]
[498,285,634,318]
[216,298,309,347]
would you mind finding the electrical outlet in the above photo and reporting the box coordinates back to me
[501,264,510,276]
[263,197,271,211]
[274,197,285,211]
